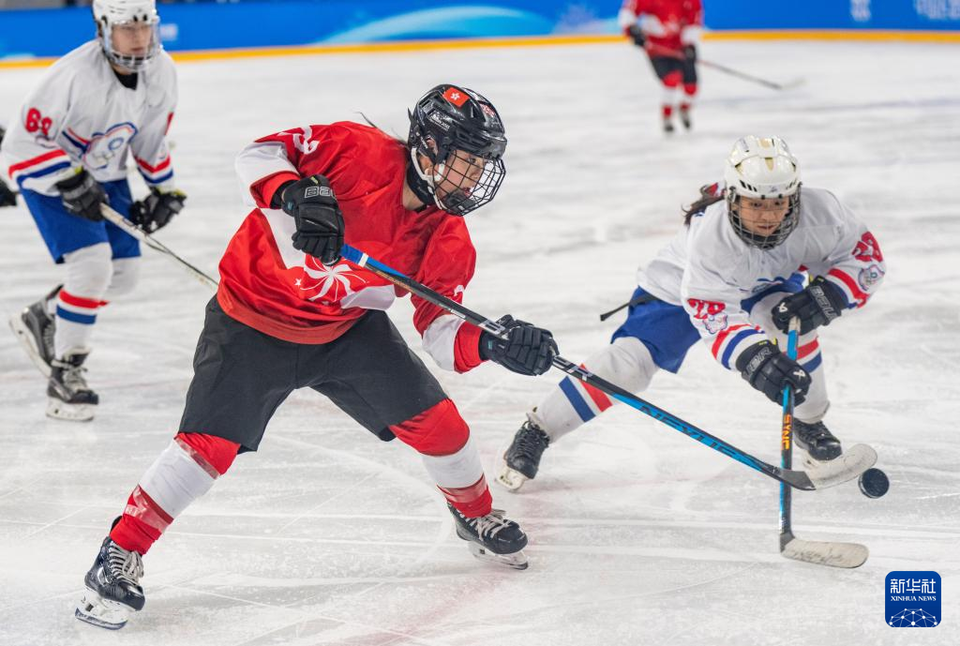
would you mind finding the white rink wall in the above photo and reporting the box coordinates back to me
[1,39,959,646]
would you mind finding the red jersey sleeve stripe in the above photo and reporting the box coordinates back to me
[828,268,868,306]
[135,155,172,174]
[711,323,751,358]
[8,149,68,177]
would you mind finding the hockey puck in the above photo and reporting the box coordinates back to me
[858,468,889,498]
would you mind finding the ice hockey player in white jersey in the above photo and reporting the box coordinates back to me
[498,136,886,490]
[3,0,185,421]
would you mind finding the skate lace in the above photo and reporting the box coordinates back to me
[469,509,510,539]
[107,543,144,586]
[61,363,91,393]
[516,423,549,457]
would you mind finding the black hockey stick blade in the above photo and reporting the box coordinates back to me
[781,532,869,568]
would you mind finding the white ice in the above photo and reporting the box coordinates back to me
[1,39,959,646]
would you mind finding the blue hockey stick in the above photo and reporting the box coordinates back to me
[778,318,870,567]
[341,244,875,492]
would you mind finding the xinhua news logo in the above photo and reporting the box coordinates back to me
[886,571,941,627]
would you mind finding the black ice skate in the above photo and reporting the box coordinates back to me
[497,419,550,492]
[448,504,528,570]
[47,351,99,421]
[662,115,676,134]
[76,536,145,630]
[794,419,842,464]
[679,106,692,131]
[8,285,60,377]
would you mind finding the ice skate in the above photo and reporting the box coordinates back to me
[794,419,842,466]
[47,351,99,421]
[662,114,676,134]
[448,504,528,570]
[497,418,550,492]
[679,106,692,131]
[75,536,145,630]
[8,285,60,377]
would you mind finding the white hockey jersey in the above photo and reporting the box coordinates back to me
[637,186,886,370]
[2,40,177,196]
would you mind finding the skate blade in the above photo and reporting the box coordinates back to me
[496,463,528,492]
[75,588,131,630]
[466,542,528,570]
[8,313,52,377]
[47,398,95,422]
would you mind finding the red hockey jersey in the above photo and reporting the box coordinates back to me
[217,122,484,372]
[619,0,703,52]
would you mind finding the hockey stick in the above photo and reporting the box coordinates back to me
[340,244,876,491]
[100,203,219,290]
[779,319,869,567]
[644,43,804,91]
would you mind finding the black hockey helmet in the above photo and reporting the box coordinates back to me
[407,84,507,216]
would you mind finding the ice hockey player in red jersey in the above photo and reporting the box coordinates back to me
[619,0,704,133]
[75,84,559,630]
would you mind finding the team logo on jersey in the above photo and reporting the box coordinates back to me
[297,255,369,302]
[688,298,728,334]
[859,264,885,290]
[79,123,139,170]
[853,231,884,263]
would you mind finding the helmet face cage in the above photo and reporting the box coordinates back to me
[726,187,802,250]
[94,2,160,72]
[430,149,505,217]
[407,85,507,216]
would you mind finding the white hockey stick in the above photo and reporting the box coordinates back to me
[100,203,219,290]
[779,318,869,568]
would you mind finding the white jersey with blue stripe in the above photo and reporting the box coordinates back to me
[636,186,886,371]
[1,40,177,196]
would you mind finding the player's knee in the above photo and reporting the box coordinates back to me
[63,243,114,298]
[390,399,470,456]
[663,71,683,87]
[174,432,241,475]
[683,83,698,96]
[106,257,141,298]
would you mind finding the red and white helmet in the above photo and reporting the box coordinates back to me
[92,0,160,72]
[723,136,802,249]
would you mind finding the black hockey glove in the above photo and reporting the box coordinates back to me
[279,175,344,265]
[627,24,646,47]
[129,187,187,233]
[479,315,559,377]
[736,341,811,406]
[55,169,107,221]
[0,177,16,208]
[683,44,697,62]
[771,276,846,335]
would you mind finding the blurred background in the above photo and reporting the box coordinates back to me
[1,1,958,59]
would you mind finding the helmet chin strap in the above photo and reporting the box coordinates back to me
[406,146,440,208]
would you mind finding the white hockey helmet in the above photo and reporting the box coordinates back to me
[723,135,801,249]
[92,0,160,72]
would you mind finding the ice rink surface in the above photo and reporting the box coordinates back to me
[1,38,959,646]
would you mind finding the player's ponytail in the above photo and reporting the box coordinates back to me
[682,183,724,226]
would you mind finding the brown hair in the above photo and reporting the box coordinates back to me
[683,183,724,226]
